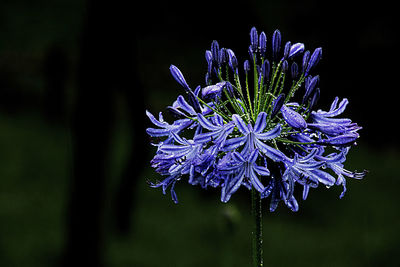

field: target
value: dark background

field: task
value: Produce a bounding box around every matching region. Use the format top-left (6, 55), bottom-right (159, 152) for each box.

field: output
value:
top-left (0, 0), bottom-right (399, 266)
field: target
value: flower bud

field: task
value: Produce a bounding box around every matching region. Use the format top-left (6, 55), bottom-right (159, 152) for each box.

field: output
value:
top-left (261, 59), bottom-right (270, 81)
top-left (248, 45), bottom-right (255, 62)
top-left (225, 82), bottom-right (234, 96)
top-left (207, 61), bottom-right (213, 75)
top-left (281, 104), bottom-right (307, 129)
top-left (202, 82), bottom-right (226, 99)
top-left (282, 60), bottom-right (288, 73)
top-left (259, 31), bottom-right (267, 57)
top-left (205, 50), bottom-right (212, 64)
top-left (244, 60), bottom-right (250, 73)
top-left (205, 72), bottom-right (210, 85)
top-left (305, 75), bottom-right (311, 89)
top-left (205, 50), bottom-right (213, 75)
top-left (250, 27), bottom-right (258, 52)
top-left (291, 62), bottom-right (298, 79)
top-left (211, 40), bottom-right (220, 64)
top-left (302, 50), bottom-right (310, 72)
top-left (170, 65), bottom-right (190, 90)
top-left (305, 47), bottom-right (322, 74)
top-left (226, 49), bottom-right (238, 72)
top-left (303, 75), bottom-right (319, 103)
top-left (308, 75), bottom-right (319, 91)
top-left (288, 43), bottom-right (305, 59)
top-left (308, 123), bottom-right (346, 136)
top-left (320, 133), bottom-right (359, 146)
top-left (283, 41), bottom-right (291, 59)
top-left (309, 87), bottom-right (320, 110)
top-left (272, 29), bottom-right (281, 61)
top-left (218, 48), bottom-right (227, 65)
top-left (271, 93), bottom-right (285, 118)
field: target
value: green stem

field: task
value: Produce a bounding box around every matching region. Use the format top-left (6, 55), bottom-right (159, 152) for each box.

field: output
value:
top-left (196, 96), bottom-right (231, 121)
top-left (223, 88), bottom-right (243, 116)
top-left (285, 74), bottom-right (305, 103)
top-left (234, 72), bottom-right (244, 97)
top-left (251, 189), bottom-right (263, 267)
top-left (245, 73), bottom-right (254, 120)
top-left (256, 58), bottom-right (265, 115)
top-left (262, 61), bottom-right (282, 112)
top-left (276, 137), bottom-right (318, 145)
top-left (233, 73), bottom-right (252, 122)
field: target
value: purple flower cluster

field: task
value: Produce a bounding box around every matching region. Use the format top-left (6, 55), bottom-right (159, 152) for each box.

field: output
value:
top-left (146, 27), bottom-right (366, 211)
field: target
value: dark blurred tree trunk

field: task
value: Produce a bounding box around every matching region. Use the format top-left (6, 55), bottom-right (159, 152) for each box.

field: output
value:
top-left (103, 2), bottom-right (145, 236)
top-left (63, 0), bottom-right (121, 265)
top-left (112, 68), bottom-right (146, 235)
top-left (63, 0), bottom-right (145, 263)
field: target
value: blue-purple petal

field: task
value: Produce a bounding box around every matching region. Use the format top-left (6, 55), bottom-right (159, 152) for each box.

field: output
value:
top-left (224, 136), bottom-right (247, 151)
top-left (146, 110), bottom-right (167, 128)
top-left (254, 112), bottom-right (267, 133)
top-left (232, 114), bottom-right (250, 135)
top-left (176, 95), bottom-right (196, 115)
top-left (249, 168), bottom-right (264, 192)
top-left (248, 149), bottom-right (259, 163)
top-left (221, 169), bottom-right (245, 202)
top-left (146, 128), bottom-right (170, 137)
top-left (255, 139), bottom-right (285, 162)
top-left (254, 164), bottom-right (270, 176)
top-left (256, 124), bottom-right (282, 140)
top-left (196, 113), bottom-right (219, 131)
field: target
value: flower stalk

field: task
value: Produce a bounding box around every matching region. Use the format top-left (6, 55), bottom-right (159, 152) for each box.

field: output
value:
top-left (252, 189), bottom-right (263, 267)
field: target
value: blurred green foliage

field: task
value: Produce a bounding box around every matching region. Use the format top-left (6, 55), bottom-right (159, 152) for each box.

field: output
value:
top-left (0, 112), bottom-right (399, 266)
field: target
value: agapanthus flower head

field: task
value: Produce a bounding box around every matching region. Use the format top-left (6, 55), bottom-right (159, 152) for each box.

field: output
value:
top-left (147, 27), bottom-right (366, 211)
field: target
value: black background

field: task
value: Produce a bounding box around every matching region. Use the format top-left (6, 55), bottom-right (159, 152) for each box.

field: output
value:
top-left (0, 0), bottom-right (399, 266)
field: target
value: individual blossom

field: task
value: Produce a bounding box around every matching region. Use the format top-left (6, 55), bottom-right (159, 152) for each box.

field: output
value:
top-left (218, 149), bottom-right (270, 202)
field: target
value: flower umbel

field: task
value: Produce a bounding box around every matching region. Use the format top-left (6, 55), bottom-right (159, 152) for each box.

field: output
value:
top-left (146, 27), bottom-right (366, 211)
